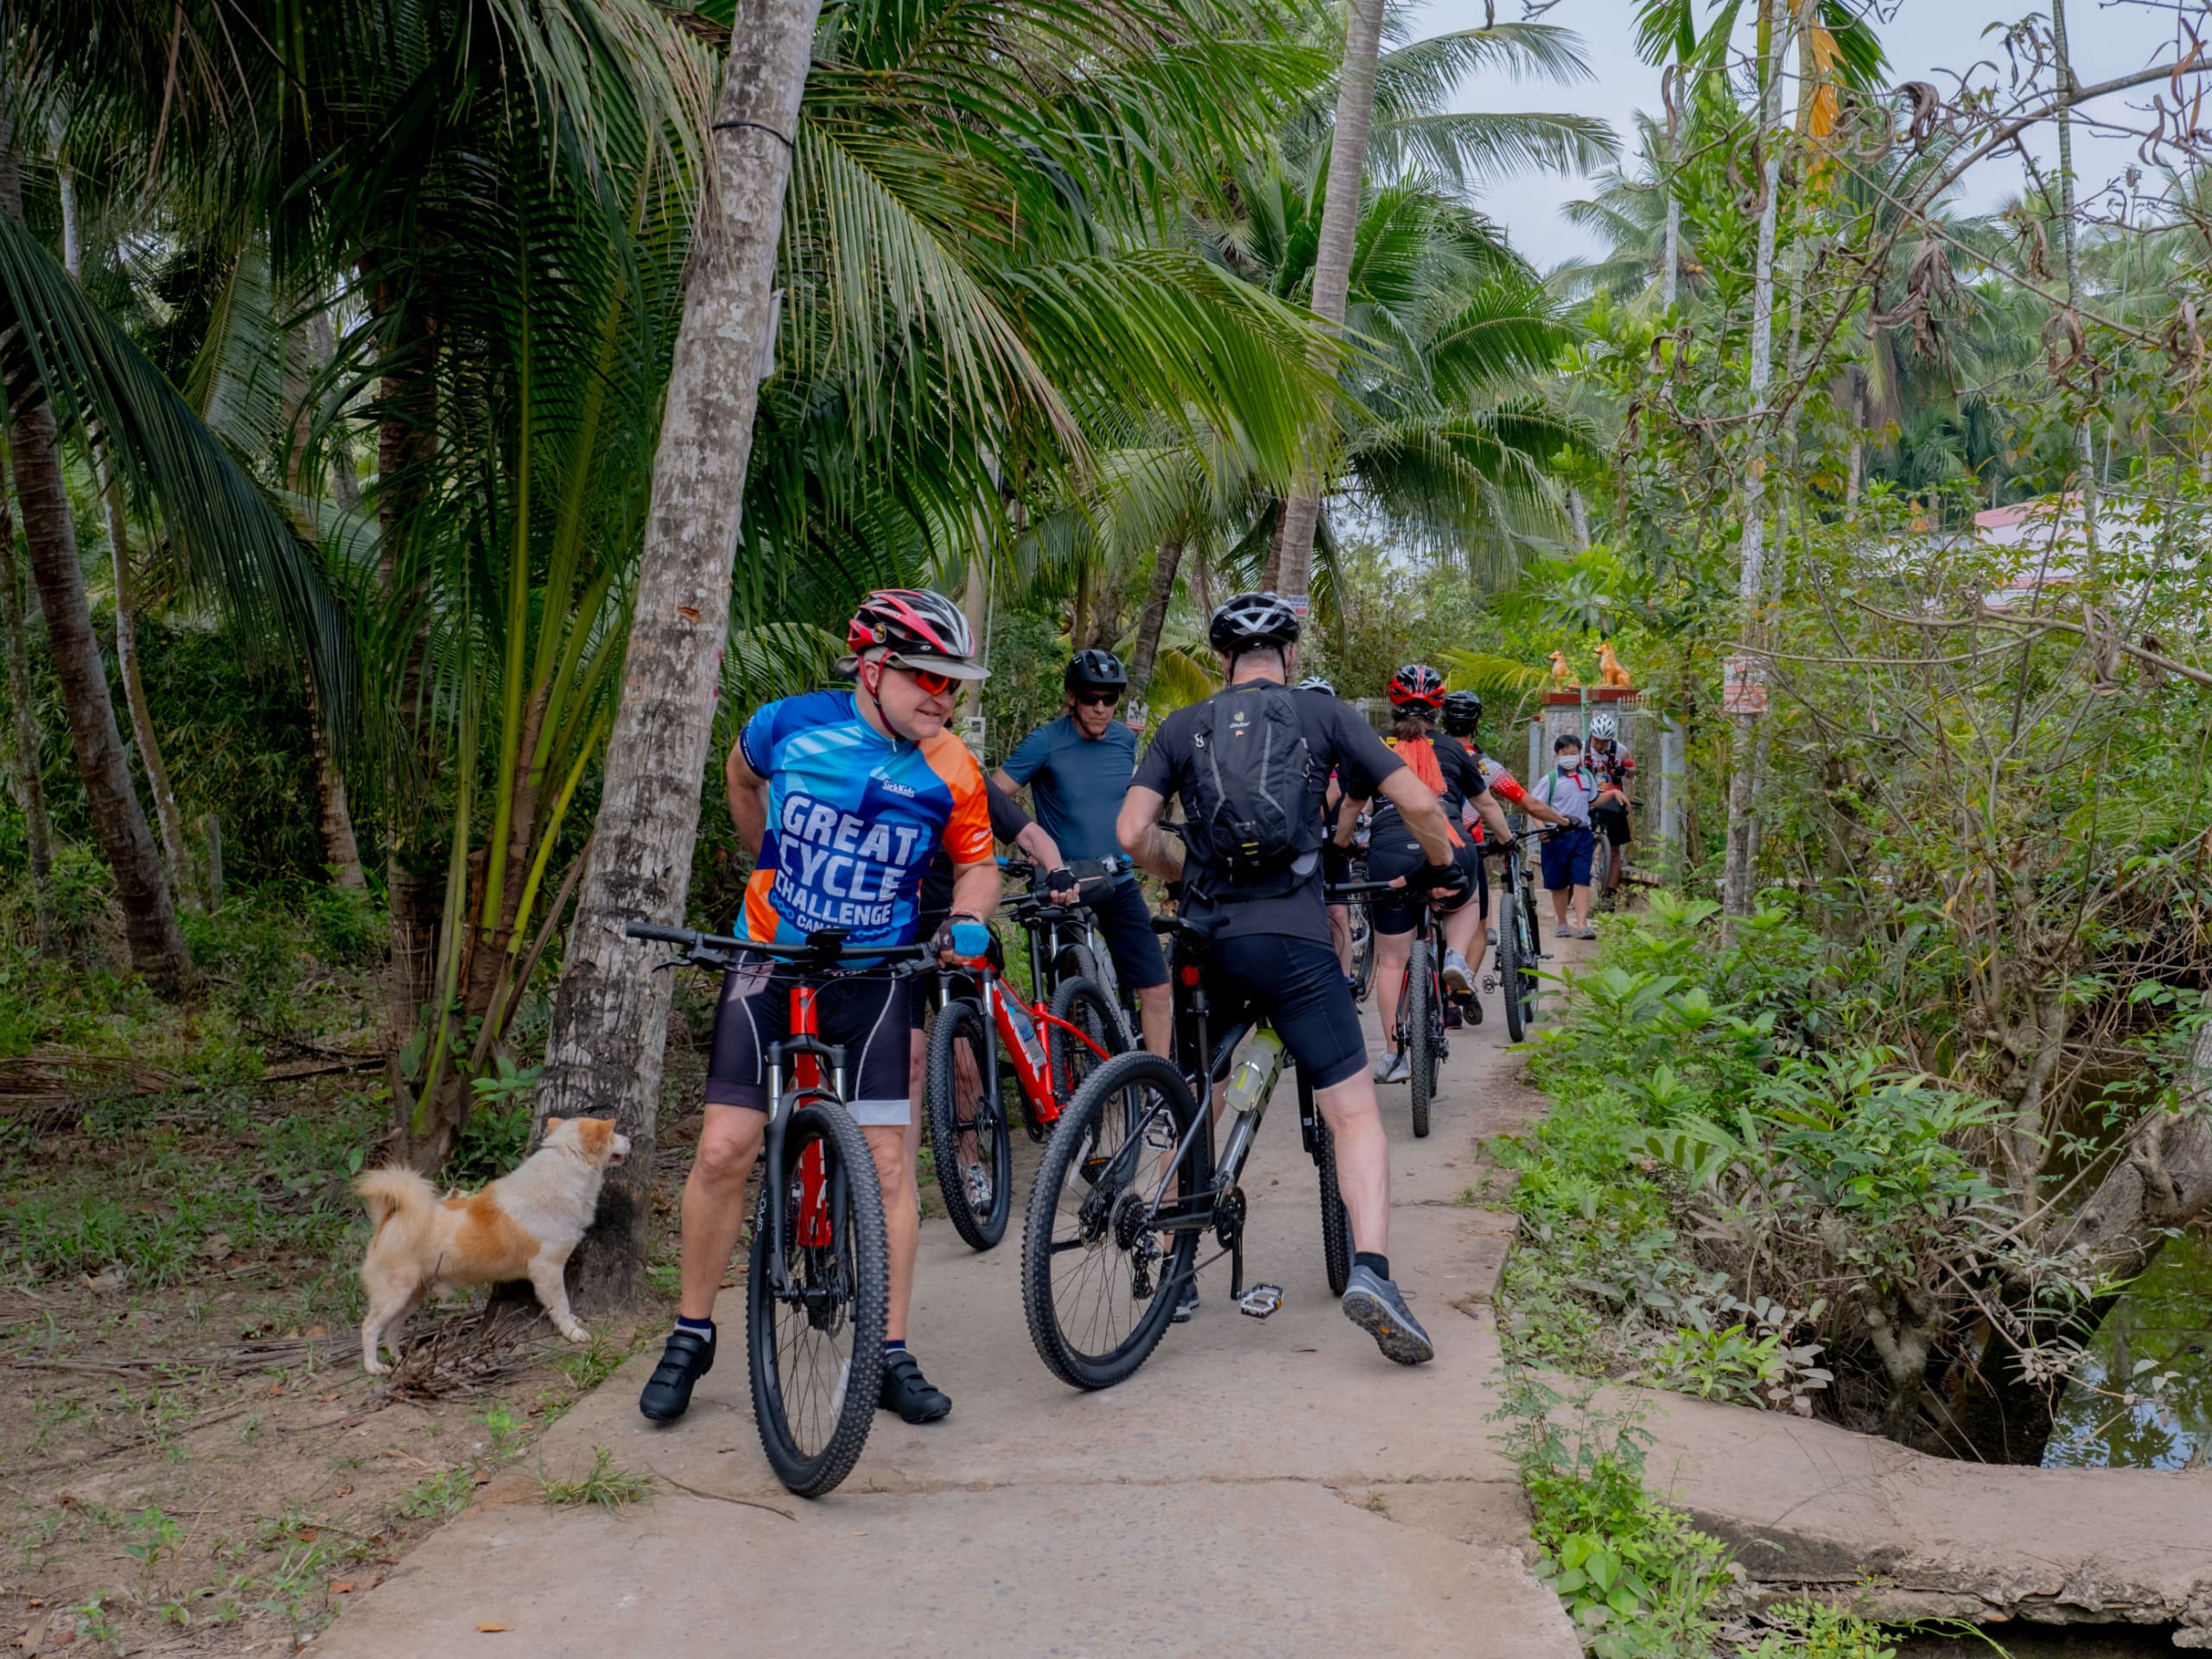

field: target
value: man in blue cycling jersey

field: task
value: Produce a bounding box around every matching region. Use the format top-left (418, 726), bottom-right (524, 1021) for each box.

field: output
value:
top-left (639, 590), bottom-right (1000, 1429)
top-left (994, 649), bottom-right (1173, 1054)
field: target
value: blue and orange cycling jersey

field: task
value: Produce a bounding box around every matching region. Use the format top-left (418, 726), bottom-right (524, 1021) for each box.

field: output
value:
top-left (737, 690), bottom-right (992, 950)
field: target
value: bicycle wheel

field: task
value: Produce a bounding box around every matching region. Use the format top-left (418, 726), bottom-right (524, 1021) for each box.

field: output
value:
top-left (746, 1098), bottom-right (887, 1497)
top-left (1406, 937), bottom-right (1435, 1139)
top-left (1046, 975), bottom-right (1126, 1131)
top-left (1021, 1050), bottom-right (1198, 1390)
top-left (1516, 885), bottom-right (1544, 1025)
top-left (925, 999), bottom-right (1014, 1251)
top-left (1316, 1117), bottom-right (1351, 1296)
top-left (1349, 900), bottom-right (1376, 1003)
top-left (1592, 837), bottom-right (1614, 914)
top-left (1497, 891), bottom-right (1526, 1043)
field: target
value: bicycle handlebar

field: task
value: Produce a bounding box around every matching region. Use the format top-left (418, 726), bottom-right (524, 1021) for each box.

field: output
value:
top-left (624, 920), bottom-right (937, 970)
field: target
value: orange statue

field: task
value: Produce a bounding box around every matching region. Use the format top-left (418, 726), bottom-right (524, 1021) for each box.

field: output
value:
top-left (1597, 641), bottom-right (1634, 690)
top-left (1548, 650), bottom-right (1580, 692)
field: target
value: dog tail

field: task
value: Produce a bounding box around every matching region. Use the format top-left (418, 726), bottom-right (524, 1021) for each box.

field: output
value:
top-left (353, 1166), bottom-right (436, 1236)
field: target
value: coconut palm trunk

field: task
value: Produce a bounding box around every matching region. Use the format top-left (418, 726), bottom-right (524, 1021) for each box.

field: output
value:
top-left (0, 128), bottom-right (189, 993)
top-left (0, 473), bottom-right (58, 951)
top-left (531, 0), bottom-right (828, 1308)
top-left (1272, 0), bottom-right (1389, 602)
top-left (1127, 539), bottom-right (1185, 692)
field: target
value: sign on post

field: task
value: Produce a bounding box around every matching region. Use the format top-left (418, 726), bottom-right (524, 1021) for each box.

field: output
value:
top-left (1722, 656), bottom-right (1768, 715)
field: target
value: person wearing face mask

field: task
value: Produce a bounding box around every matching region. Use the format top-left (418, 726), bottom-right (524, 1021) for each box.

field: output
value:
top-left (1531, 733), bottom-right (1600, 939)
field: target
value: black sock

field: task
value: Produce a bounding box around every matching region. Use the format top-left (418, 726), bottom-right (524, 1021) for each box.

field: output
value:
top-left (1355, 1251), bottom-right (1390, 1281)
top-left (675, 1315), bottom-right (715, 1343)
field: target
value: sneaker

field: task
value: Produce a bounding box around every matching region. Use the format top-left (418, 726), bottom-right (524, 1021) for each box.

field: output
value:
top-left (878, 1351), bottom-right (951, 1422)
top-left (1372, 1049), bottom-right (1409, 1084)
top-left (1342, 1266), bottom-right (1435, 1366)
top-left (965, 1160), bottom-right (993, 1213)
top-left (1441, 949), bottom-right (1475, 995)
top-left (1579, 925), bottom-right (1598, 940)
top-left (639, 1328), bottom-right (715, 1422)
top-left (1485, 928), bottom-right (1497, 949)
top-left (1467, 994), bottom-right (1484, 1026)
top-left (1554, 925), bottom-right (1573, 938)
top-left (1172, 1279), bottom-right (1200, 1324)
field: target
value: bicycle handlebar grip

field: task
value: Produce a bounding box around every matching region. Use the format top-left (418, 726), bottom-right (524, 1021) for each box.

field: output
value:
top-left (626, 921), bottom-right (701, 946)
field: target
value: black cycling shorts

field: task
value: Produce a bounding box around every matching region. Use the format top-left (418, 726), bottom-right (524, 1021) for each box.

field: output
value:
top-left (1591, 803), bottom-right (1631, 847)
top-left (706, 957), bottom-right (913, 1127)
top-left (1085, 880), bottom-right (1170, 991)
top-left (1204, 934), bottom-right (1369, 1091)
top-left (1365, 836), bottom-right (1485, 938)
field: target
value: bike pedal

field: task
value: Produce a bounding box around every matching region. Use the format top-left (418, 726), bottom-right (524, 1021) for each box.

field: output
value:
top-left (1238, 1284), bottom-right (1284, 1319)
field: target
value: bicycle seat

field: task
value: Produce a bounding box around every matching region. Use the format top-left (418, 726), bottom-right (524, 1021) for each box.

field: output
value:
top-left (1150, 912), bottom-right (1225, 940)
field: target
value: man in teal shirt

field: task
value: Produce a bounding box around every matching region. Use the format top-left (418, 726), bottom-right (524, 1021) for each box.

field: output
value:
top-left (994, 651), bottom-right (1172, 1053)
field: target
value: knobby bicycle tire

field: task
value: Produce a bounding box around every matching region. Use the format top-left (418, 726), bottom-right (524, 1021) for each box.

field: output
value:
top-left (746, 1098), bottom-right (888, 1498)
top-left (1046, 975), bottom-right (1126, 1129)
top-left (1020, 1049), bottom-right (1198, 1391)
top-left (1407, 937), bottom-right (1435, 1139)
top-left (1316, 1118), bottom-right (1351, 1296)
top-left (1592, 836), bottom-right (1615, 914)
top-left (1516, 876), bottom-right (1544, 1025)
top-left (1497, 888), bottom-right (1526, 1043)
top-left (925, 998), bottom-right (1014, 1251)
top-left (1350, 901), bottom-right (1376, 1004)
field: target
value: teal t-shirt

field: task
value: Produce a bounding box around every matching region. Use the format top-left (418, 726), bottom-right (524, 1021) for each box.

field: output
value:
top-left (1000, 715), bottom-right (1138, 868)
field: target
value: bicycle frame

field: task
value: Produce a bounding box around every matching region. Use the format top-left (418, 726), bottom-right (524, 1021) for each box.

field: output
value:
top-left (936, 954), bottom-right (1116, 1132)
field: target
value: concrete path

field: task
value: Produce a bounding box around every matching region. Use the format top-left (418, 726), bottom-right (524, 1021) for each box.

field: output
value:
top-left (316, 938), bottom-right (1593, 1659)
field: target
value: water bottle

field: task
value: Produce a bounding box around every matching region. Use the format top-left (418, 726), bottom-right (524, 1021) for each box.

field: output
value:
top-left (1003, 995), bottom-right (1047, 1070)
top-left (1224, 1027), bottom-right (1285, 1119)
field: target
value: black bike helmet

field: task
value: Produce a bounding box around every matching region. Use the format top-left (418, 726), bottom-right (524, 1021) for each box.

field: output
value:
top-left (1387, 663), bottom-right (1446, 711)
top-left (1441, 690), bottom-right (1483, 736)
top-left (1065, 649), bottom-right (1129, 694)
top-left (1297, 676), bottom-right (1337, 697)
top-left (1207, 591), bottom-right (1301, 653)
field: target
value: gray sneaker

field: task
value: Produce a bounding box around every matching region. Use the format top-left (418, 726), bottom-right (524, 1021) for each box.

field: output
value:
top-left (1578, 925), bottom-right (1598, 940)
top-left (1342, 1266), bottom-right (1434, 1366)
top-left (1372, 1048), bottom-right (1409, 1084)
top-left (1172, 1278), bottom-right (1200, 1324)
top-left (1554, 925), bottom-right (1573, 938)
top-left (1441, 949), bottom-right (1475, 995)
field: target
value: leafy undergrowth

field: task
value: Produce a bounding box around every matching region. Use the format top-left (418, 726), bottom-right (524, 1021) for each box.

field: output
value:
top-left (0, 883), bottom-right (694, 1656)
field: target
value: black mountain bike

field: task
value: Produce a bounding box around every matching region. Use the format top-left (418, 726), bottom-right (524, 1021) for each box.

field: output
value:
top-left (627, 922), bottom-right (937, 1498)
top-left (1018, 883), bottom-right (1393, 1391)
top-left (1393, 893), bottom-right (1455, 1140)
top-left (1483, 830), bottom-right (1548, 1042)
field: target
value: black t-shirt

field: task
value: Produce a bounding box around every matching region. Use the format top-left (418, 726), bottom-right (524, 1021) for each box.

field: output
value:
top-left (918, 777), bottom-right (1033, 925)
top-left (1371, 729), bottom-right (1489, 839)
top-left (1133, 682), bottom-right (1404, 943)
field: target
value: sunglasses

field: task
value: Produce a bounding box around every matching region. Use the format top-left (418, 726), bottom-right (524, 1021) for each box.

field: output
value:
top-left (902, 666), bottom-right (960, 698)
top-left (1074, 692), bottom-right (1121, 708)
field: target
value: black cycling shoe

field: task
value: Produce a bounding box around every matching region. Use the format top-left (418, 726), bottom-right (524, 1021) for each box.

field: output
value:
top-left (878, 1351), bottom-right (951, 1423)
top-left (639, 1328), bottom-right (715, 1422)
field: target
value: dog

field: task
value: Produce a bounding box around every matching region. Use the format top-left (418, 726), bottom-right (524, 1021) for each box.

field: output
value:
top-left (353, 1116), bottom-right (630, 1375)
top-left (1548, 650), bottom-right (1580, 691)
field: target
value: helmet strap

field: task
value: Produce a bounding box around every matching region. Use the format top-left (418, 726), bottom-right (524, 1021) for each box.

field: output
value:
top-left (856, 657), bottom-right (921, 746)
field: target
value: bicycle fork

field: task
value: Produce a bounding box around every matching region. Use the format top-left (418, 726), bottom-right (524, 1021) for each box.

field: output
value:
top-left (762, 995), bottom-right (849, 1301)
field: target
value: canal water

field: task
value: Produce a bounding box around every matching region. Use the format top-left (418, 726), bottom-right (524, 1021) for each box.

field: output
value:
top-left (2042, 1225), bottom-right (2212, 1469)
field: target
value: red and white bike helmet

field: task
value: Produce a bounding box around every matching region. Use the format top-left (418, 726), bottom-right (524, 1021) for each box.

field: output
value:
top-left (1387, 663), bottom-right (1446, 711)
top-left (846, 589), bottom-right (989, 681)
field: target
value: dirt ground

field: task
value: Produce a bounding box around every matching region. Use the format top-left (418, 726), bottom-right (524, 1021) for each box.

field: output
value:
top-left (0, 1046), bottom-right (720, 1657)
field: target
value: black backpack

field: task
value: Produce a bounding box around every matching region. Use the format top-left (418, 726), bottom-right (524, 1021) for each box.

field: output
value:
top-left (1186, 682), bottom-right (1322, 892)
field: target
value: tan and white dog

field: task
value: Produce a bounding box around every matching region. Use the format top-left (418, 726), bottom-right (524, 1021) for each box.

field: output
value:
top-left (353, 1116), bottom-right (630, 1375)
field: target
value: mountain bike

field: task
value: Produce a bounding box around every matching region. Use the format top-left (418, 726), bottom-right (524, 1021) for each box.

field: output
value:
top-left (1483, 829), bottom-right (1548, 1042)
top-left (627, 921), bottom-right (939, 1498)
top-left (1002, 856), bottom-right (1138, 1046)
top-left (924, 916), bottom-right (1124, 1251)
top-left (1018, 881), bottom-right (1395, 1391)
top-left (1393, 886), bottom-right (1461, 1140)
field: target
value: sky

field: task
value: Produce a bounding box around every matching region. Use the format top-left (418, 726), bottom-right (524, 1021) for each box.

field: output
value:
top-left (1412, 0), bottom-right (2196, 270)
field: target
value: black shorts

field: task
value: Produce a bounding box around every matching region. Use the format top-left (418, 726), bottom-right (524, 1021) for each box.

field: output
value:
top-left (1365, 837), bottom-right (1485, 937)
top-left (1204, 934), bottom-right (1369, 1090)
top-left (1085, 880), bottom-right (1169, 991)
top-left (1591, 803), bottom-right (1631, 847)
top-left (706, 957), bottom-right (913, 1126)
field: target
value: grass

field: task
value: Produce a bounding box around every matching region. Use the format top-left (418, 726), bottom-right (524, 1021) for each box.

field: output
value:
top-left (538, 1447), bottom-right (653, 1510)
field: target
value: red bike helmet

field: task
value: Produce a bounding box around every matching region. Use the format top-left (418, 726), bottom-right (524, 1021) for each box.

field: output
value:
top-left (1388, 663), bottom-right (1446, 711)
top-left (846, 589), bottom-right (988, 680)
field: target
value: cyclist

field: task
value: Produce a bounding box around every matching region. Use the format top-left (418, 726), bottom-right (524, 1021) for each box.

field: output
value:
top-left (993, 650), bottom-right (1172, 1055)
top-left (1299, 676), bottom-right (1362, 984)
top-left (1439, 691), bottom-right (1566, 994)
top-left (1366, 667), bottom-right (1510, 1081)
top-left (1532, 732), bottom-right (1600, 939)
top-left (1116, 594), bottom-right (1466, 1364)
top-left (639, 590), bottom-right (999, 1430)
top-left (1586, 709), bottom-right (1635, 903)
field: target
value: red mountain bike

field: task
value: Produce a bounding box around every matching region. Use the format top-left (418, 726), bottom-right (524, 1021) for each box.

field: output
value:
top-left (925, 902), bottom-right (1125, 1250)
